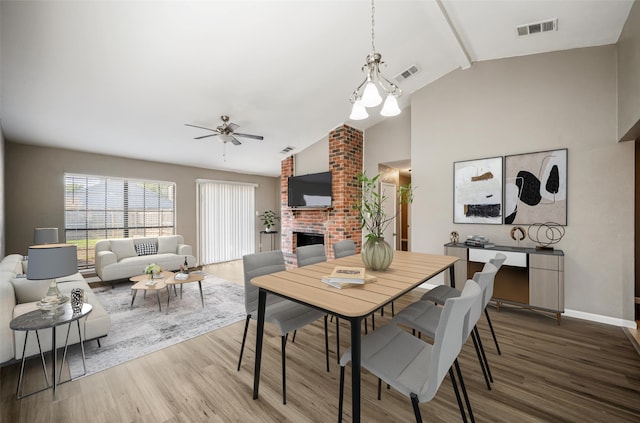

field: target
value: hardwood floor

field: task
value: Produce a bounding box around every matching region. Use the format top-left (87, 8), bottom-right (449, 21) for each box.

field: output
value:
top-left (2, 262), bottom-right (639, 422)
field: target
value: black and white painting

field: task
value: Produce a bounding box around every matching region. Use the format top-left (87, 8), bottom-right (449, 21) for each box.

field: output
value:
top-left (504, 148), bottom-right (567, 225)
top-left (453, 157), bottom-right (503, 224)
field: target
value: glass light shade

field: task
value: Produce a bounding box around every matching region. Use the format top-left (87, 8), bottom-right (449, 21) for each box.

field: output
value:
top-left (361, 81), bottom-right (382, 107)
top-left (349, 100), bottom-right (369, 120)
top-left (380, 94), bottom-right (401, 117)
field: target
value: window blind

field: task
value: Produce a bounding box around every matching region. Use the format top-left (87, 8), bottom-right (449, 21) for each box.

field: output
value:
top-left (64, 173), bottom-right (176, 268)
top-left (198, 180), bottom-right (255, 264)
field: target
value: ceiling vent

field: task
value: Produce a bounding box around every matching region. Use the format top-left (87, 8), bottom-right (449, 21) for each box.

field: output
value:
top-left (516, 18), bottom-right (557, 37)
top-left (280, 145), bottom-right (295, 155)
top-left (395, 64), bottom-right (420, 83)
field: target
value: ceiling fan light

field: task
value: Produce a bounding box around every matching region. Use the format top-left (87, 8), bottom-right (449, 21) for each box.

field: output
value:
top-left (350, 100), bottom-right (369, 120)
top-left (361, 81), bottom-right (382, 107)
top-left (380, 94), bottom-right (401, 117)
top-left (219, 133), bottom-right (234, 143)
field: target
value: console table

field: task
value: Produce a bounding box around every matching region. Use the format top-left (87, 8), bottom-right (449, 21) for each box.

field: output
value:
top-left (259, 230), bottom-right (278, 252)
top-left (444, 243), bottom-right (564, 324)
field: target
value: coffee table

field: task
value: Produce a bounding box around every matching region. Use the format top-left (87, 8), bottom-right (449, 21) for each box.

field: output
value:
top-left (129, 271), bottom-right (173, 312)
top-left (165, 272), bottom-right (206, 313)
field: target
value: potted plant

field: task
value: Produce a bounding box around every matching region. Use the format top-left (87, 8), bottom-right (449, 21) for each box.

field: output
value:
top-left (355, 172), bottom-right (414, 270)
top-left (259, 210), bottom-right (280, 232)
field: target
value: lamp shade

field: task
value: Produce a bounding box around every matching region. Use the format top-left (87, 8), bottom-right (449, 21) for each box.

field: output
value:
top-left (27, 244), bottom-right (77, 280)
top-left (361, 81), bottom-right (382, 107)
top-left (349, 100), bottom-right (369, 120)
top-left (380, 94), bottom-right (401, 117)
top-left (33, 228), bottom-right (59, 245)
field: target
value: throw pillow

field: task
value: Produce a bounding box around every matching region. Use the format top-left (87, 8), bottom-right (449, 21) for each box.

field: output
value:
top-left (11, 277), bottom-right (51, 303)
top-left (110, 239), bottom-right (137, 261)
top-left (135, 242), bottom-right (158, 256)
top-left (158, 235), bottom-right (179, 254)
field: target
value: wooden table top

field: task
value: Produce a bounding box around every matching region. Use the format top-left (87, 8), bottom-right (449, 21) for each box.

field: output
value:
top-left (130, 271), bottom-right (174, 291)
top-left (252, 250), bottom-right (458, 318)
top-left (166, 272), bottom-right (205, 285)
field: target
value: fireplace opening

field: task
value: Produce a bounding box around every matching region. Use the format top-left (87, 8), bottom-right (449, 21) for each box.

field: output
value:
top-left (295, 232), bottom-right (324, 247)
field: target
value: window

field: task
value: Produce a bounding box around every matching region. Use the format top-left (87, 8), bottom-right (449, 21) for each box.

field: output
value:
top-left (197, 180), bottom-right (256, 264)
top-left (64, 173), bottom-right (176, 268)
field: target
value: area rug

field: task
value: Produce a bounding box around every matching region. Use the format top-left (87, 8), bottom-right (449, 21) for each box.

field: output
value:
top-left (68, 273), bottom-right (245, 377)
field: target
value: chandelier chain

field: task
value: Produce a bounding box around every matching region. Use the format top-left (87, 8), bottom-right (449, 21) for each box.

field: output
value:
top-left (371, 0), bottom-right (376, 53)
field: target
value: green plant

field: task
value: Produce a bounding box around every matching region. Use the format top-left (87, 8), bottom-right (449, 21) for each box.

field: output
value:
top-left (355, 172), bottom-right (414, 241)
top-left (144, 263), bottom-right (162, 275)
top-left (259, 209), bottom-right (280, 229)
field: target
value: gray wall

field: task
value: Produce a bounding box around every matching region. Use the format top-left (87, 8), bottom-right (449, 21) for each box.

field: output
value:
top-left (0, 126), bottom-right (5, 258)
top-left (4, 142), bottom-right (280, 259)
top-left (618, 0), bottom-right (640, 141)
top-left (409, 45), bottom-right (634, 322)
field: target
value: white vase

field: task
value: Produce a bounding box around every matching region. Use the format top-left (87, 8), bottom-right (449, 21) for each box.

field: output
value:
top-left (361, 237), bottom-right (393, 271)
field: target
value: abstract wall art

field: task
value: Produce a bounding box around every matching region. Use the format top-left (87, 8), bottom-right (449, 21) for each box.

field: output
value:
top-left (504, 148), bottom-right (567, 225)
top-left (453, 156), bottom-right (503, 224)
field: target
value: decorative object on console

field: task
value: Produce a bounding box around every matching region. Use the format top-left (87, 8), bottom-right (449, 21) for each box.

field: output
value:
top-left (504, 148), bottom-right (567, 225)
top-left (349, 0), bottom-right (402, 120)
top-left (33, 227), bottom-right (59, 245)
top-left (71, 288), bottom-right (84, 313)
top-left (355, 172), bottom-right (413, 270)
top-left (464, 235), bottom-right (495, 248)
top-left (454, 156), bottom-right (503, 224)
top-left (27, 243), bottom-right (77, 316)
top-left (259, 210), bottom-right (280, 232)
top-left (450, 231), bottom-right (459, 244)
top-left (527, 222), bottom-right (565, 250)
top-left (510, 226), bottom-right (526, 247)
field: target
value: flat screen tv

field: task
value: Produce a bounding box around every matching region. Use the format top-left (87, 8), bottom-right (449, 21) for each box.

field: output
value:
top-left (287, 171), bottom-right (332, 208)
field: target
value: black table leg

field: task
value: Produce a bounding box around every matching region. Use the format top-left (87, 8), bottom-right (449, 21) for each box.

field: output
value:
top-left (253, 289), bottom-right (267, 399)
top-left (449, 265), bottom-right (456, 289)
top-left (350, 316), bottom-right (362, 422)
top-left (198, 281), bottom-right (204, 307)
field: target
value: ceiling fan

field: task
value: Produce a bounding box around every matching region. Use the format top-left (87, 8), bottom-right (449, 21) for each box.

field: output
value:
top-left (185, 115), bottom-right (264, 146)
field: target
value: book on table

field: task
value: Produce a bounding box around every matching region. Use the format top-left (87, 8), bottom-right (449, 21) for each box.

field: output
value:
top-left (322, 266), bottom-right (377, 289)
top-left (321, 273), bottom-right (377, 289)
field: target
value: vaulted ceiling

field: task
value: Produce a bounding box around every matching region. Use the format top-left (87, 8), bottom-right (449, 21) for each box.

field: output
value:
top-left (1, 1), bottom-right (634, 176)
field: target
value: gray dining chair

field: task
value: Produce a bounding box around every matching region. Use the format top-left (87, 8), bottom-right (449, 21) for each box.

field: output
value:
top-left (237, 250), bottom-right (329, 404)
top-left (333, 240), bottom-right (357, 258)
top-left (338, 280), bottom-right (482, 422)
top-left (393, 262), bottom-right (499, 391)
top-left (421, 252), bottom-right (506, 354)
top-left (295, 244), bottom-right (327, 267)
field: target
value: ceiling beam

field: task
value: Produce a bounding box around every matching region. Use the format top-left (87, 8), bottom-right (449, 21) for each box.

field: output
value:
top-left (435, 0), bottom-right (473, 70)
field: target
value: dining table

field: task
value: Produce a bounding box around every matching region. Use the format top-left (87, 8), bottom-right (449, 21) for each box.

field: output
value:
top-left (251, 250), bottom-right (459, 422)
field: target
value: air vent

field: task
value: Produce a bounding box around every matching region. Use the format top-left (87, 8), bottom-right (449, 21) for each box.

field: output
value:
top-left (280, 146), bottom-right (295, 154)
top-left (395, 64), bottom-right (420, 83)
top-left (516, 18), bottom-right (557, 37)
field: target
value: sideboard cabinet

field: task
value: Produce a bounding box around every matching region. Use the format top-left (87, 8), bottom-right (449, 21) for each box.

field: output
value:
top-left (444, 243), bottom-right (564, 323)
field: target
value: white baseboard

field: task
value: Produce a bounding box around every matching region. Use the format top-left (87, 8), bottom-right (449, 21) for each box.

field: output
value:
top-left (563, 309), bottom-right (636, 329)
top-left (418, 283), bottom-right (636, 329)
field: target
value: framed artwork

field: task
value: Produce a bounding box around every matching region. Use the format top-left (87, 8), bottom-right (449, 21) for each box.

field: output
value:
top-left (504, 148), bottom-right (567, 225)
top-left (453, 156), bottom-right (503, 224)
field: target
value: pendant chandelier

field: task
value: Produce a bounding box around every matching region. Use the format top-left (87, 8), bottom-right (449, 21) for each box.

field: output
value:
top-left (349, 0), bottom-right (402, 120)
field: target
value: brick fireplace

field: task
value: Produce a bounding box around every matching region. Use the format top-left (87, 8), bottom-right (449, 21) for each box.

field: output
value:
top-left (281, 124), bottom-right (363, 267)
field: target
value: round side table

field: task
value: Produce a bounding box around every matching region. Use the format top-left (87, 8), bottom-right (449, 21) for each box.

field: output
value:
top-left (10, 303), bottom-right (93, 398)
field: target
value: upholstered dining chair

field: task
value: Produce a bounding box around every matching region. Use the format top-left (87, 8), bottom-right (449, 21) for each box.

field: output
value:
top-left (338, 280), bottom-right (482, 423)
top-left (393, 263), bottom-right (499, 391)
top-left (333, 240), bottom-right (357, 259)
top-left (295, 244), bottom-right (327, 267)
top-left (237, 250), bottom-right (330, 404)
top-left (421, 253), bottom-right (506, 355)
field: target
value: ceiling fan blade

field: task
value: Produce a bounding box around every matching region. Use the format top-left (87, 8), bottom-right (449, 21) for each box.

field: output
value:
top-left (227, 122), bottom-right (240, 132)
top-left (230, 136), bottom-right (242, 146)
top-left (194, 133), bottom-right (219, 140)
top-left (234, 132), bottom-right (264, 140)
top-left (185, 123), bottom-right (219, 132)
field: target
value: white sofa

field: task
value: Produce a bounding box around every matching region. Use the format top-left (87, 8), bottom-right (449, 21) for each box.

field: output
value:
top-left (1, 254), bottom-right (111, 364)
top-left (95, 235), bottom-right (197, 282)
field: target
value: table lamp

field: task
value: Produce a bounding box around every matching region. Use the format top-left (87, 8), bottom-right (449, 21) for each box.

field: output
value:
top-left (33, 227), bottom-right (59, 245)
top-left (27, 244), bottom-right (77, 316)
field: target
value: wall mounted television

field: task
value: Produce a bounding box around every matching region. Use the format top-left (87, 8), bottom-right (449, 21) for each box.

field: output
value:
top-left (287, 171), bottom-right (332, 208)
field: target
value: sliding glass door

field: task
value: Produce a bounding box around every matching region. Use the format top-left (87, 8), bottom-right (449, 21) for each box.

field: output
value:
top-left (197, 180), bottom-right (256, 264)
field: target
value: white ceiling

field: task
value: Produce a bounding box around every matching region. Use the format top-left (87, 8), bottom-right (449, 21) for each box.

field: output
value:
top-left (1, 1), bottom-right (634, 177)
